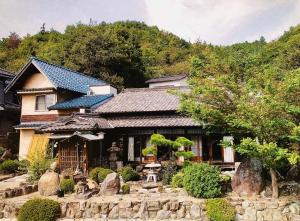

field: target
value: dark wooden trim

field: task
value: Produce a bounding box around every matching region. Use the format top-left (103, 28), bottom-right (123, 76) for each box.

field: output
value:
top-left (21, 114), bottom-right (58, 122)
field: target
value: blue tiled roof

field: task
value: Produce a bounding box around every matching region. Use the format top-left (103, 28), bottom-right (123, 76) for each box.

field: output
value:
top-left (48, 94), bottom-right (113, 110)
top-left (32, 57), bottom-right (106, 93)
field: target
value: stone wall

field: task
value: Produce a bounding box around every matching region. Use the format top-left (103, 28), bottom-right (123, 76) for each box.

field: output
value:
top-left (1, 196), bottom-right (300, 220)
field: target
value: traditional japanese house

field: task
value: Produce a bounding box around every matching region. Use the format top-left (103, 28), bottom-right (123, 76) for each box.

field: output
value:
top-left (0, 68), bottom-right (19, 148)
top-left (5, 57), bottom-right (116, 159)
top-left (40, 74), bottom-right (236, 172)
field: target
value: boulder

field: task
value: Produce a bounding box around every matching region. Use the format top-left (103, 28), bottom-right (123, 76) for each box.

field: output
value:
top-left (99, 172), bottom-right (120, 196)
top-left (287, 164), bottom-right (300, 182)
top-left (38, 170), bottom-right (60, 196)
top-left (232, 158), bottom-right (264, 196)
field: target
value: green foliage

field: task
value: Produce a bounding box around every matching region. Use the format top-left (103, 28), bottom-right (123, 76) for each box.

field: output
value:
top-left (89, 167), bottom-right (113, 183)
top-left (162, 160), bottom-right (177, 185)
top-left (27, 157), bottom-right (52, 182)
top-left (237, 138), bottom-right (299, 169)
top-left (18, 198), bottom-right (61, 221)
top-left (183, 163), bottom-right (221, 198)
top-left (175, 137), bottom-right (194, 147)
top-left (18, 159), bottom-right (29, 173)
top-left (142, 146), bottom-right (157, 156)
top-left (121, 184), bottom-right (130, 194)
top-left (117, 166), bottom-right (139, 182)
top-left (206, 198), bottom-right (235, 221)
top-left (60, 179), bottom-right (75, 194)
top-left (175, 151), bottom-right (195, 160)
top-left (0, 147), bottom-right (5, 156)
top-left (171, 172), bottom-right (184, 188)
top-left (220, 174), bottom-right (231, 183)
top-left (150, 134), bottom-right (173, 147)
top-left (0, 160), bottom-right (19, 173)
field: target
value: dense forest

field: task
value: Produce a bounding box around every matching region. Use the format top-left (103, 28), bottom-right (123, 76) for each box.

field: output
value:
top-left (1, 21), bottom-right (300, 89)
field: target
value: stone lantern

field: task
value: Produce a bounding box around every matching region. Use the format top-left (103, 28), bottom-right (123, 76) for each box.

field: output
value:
top-left (107, 142), bottom-right (121, 170)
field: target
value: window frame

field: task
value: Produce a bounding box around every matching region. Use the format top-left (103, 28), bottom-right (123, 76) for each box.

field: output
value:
top-left (35, 94), bottom-right (56, 112)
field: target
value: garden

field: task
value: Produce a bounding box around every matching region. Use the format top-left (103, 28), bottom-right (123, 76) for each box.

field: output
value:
top-left (0, 132), bottom-right (299, 221)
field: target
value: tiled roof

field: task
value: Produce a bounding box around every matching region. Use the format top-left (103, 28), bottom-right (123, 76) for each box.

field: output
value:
top-left (40, 114), bottom-right (112, 132)
top-left (14, 122), bottom-right (49, 129)
top-left (31, 58), bottom-right (106, 93)
top-left (0, 68), bottom-right (14, 79)
top-left (145, 73), bottom-right (187, 84)
top-left (5, 57), bottom-right (106, 94)
top-left (96, 87), bottom-right (181, 113)
top-left (48, 94), bottom-right (113, 110)
top-left (107, 114), bottom-right (201, 128)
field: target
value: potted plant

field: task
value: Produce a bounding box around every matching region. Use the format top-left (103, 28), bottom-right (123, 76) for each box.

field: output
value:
top-left (142, 146), bottom-right (157, 163)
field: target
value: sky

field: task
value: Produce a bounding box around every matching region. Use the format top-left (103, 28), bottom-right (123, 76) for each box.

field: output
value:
top-left (0, 0), bottom-right (300, 45)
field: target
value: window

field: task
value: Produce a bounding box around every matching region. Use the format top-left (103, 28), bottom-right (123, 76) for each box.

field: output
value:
top-left (35, 94), bottom-right (55, 111)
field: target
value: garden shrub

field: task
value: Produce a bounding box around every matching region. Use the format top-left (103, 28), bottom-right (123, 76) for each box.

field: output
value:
top-left (27, 157), bottom-right (52, 182)
top-left (89, 167), bottom-right (113, 183)
top-left (121, 184), bottom-right (130, 194)
top-left (183, 163), bottom-right (221, 198)
top-left (60, 178), bottom-right (75, 193)
top-left (206, 198), bottom-right (235, 221)
top-left (171, 172), bottom-right (184, 188)
top-left (0, 147), bottom-right (5, 156)
top-left (162, 160), bottom-right (177, 185)
top-left (117, 166), bottom-right (139, 182)
top-left (18, 198), bottom-right (61, 221)
top-left (18, 159), bottom-right (29, 173)
top-left (0, 159), bottom-right (19, 173)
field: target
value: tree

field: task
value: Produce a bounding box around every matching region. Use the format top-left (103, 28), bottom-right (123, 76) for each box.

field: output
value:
top-left (180, 56), bottom-right (300, 198)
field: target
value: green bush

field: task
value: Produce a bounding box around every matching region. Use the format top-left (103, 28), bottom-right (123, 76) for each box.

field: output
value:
top-left (117, 166), bottom-right (139, 182)
top-left (18, 198), bottom-right (61, 221)
top-left (162, 160), bottom-right (177, 185)
top-left (27, 157), bottom-right (52, 182)
top-left (121, 184), bottom-right (130, 194)
top-left (175, 151), bottom-right (195, 160)
top-left (18, 159), bottom-right (29, 173)
top-left (172, 172), bottom-right (184, 188)
top-left (89, 167), bottom-right (113, 183)
top-left (206, 198), bottom-right (235, 221)
top-left (0, 159), bottom-right (19, 173)
top-left (0, 147), bottom-right (5, 156)
top-left (183, 163), bottom-right (221, 198)
top-left (60, 179), bottom-right (75, 193)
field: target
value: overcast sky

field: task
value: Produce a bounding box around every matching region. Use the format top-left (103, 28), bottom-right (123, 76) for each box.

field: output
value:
top-left (1, 0), bottom-right (300, 45)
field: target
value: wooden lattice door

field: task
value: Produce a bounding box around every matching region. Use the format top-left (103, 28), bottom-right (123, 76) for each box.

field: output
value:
top-left (58, 140), bottom-right (87, 172)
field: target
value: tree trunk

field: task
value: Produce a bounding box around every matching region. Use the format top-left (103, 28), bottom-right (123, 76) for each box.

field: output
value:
top-left (270, 168), bottom-right (279, 198)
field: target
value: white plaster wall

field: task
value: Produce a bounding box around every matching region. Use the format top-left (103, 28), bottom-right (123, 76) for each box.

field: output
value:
top-left (90, 85), bottom-right (117, 95)
top-left (19, 129), bottom-right (35, 160)
top-left (149, 78), bottom-right (188, 88)
top-left (23, 72), bottom-right (53, 89)
top-left (21, 94), bottom-right (58, 115)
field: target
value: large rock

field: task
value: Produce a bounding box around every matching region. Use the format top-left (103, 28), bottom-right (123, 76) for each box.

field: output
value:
top-left (232, 158), bottom-right (264, 196)
top-left (99, 172), bottom-right (120, 196)
top-left (38, 170), bottom-right (60, 196)
top-left (287, 164), bottom-right (300, 182)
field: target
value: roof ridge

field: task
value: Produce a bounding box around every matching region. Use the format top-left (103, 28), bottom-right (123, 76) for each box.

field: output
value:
top-left (31, 57), bottom-right (105, 83)
top-left (122, 86), bottom-right (178, 93)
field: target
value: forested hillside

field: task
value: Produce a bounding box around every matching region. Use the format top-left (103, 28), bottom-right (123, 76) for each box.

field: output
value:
top-left (1, 21), bottom-right (300, 89)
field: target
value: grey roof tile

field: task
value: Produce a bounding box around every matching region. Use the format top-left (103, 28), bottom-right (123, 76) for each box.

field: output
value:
top-left (145, 73), bottom-right (187, 84)
top-left (96, 87), bottom-right (182, 113)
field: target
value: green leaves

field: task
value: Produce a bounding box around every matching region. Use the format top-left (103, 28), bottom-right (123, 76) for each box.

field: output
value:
top-left (237, 138), bottom-right (300, 169)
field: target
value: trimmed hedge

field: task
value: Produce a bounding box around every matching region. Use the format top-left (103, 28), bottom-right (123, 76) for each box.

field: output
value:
top-left (121, 184), bottom-right (130, 194)
top-left (18, 198), bottom-right (61, 221)
top-left (206, 198), bottom-right (235, 221)
top-left (60, 178), bottom-right (75, 193)
top-left (89, 167), bottom-right (113, 183)
top-left (183, 163), bottom-right (221, 198)
top-left (117, 166), bottom-right (139, 182)
top-left (171, 172), bottom-right (184, 188)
